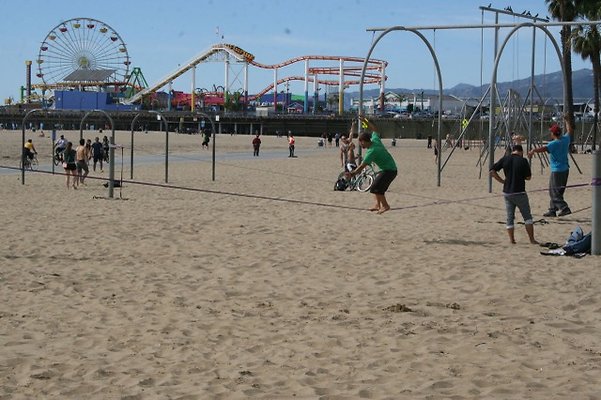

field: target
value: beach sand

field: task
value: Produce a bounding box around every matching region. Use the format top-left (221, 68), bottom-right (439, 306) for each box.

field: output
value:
top-left (0, 128), bottom-right (598, 399)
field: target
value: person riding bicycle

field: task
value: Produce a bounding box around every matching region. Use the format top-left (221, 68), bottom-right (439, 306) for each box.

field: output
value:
top-left (23, 139), bottom-right (37, 161)
top-left (340, 120), bottom-right (357, 172)
top-left (54, 134), bottom-right (67, 161)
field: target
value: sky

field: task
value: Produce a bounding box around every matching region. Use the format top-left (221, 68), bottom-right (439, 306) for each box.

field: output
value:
top-left (0, 0), bottom-right (592, 102)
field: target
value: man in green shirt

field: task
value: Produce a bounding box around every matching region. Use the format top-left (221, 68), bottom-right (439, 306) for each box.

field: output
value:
top-left (346, 117), bottom-right (397, 214)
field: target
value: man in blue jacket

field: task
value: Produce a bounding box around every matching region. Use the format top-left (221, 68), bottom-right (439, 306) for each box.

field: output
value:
top-left (528, 117), bottom-right (572, 217)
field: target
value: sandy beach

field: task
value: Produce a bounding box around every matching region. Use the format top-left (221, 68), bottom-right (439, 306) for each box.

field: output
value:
top-left (0, 128), bottom-right (598, 399)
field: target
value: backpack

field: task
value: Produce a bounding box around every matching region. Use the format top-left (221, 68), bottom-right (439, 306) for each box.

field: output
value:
top-left (563, 226), bottom-right (592, 255)
top-left (334, 177), bottom-right (348, 191)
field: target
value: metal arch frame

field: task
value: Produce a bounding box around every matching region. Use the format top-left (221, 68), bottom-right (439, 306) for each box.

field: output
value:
top-left (487, 22), bottom-right (564, 192)
top-left (363, 21), bottom-right (601, 188)
top-left (20, 109), bottom-right (78, 184)
top-left (130, 111), bottom-right (169, 182)
top-left (189, 111), bottom-right (218, 181)
top-left (359, 26), bottom-right (445, 186)
top-left (20, 109), bottom-right (48, 183)
top-left (79, 110), bottom-right (116, 197)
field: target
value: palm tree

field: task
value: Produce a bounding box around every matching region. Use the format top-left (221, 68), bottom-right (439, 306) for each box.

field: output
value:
top-left (572, 0), bottom-right (601, 150)
top-left (546, 0), bottom-right (578, 144)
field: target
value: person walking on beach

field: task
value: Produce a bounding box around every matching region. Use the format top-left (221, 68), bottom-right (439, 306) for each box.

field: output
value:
top-left (346, 117), bottom-right (397, 214)
top-left (252, 134), bottom-right (261, 156)
top-left (490, 144), bottom-right (537, 245)
top-left (527, 117), bottom-right (572, 217)
top-left (75, 138), bottom-right (89, 185)
top-left (102, 136), bottom-right (110, 163)
top-left (63, 141), bottom-right (77, 189)
top-left (91, 137), bottom-right (104, 172)
top-left (202, 130), bottom-right (210, 149)
top-left (288, 133), bottom-right (295, 157)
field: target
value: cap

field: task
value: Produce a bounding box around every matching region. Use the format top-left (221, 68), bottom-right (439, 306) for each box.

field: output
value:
top-left (549, 124), bottom-right (561, 135)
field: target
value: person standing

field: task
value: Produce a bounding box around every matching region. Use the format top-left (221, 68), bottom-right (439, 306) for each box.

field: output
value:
top-left (102, 136), bottom-right (110, 163)
top-left (75, 138), bottom-right (89, 185)
top-left (340, 120), bottom-right (357, 171)
top-left (54, 134), bottom-right (67, 161)
top-left (347, 118), bottom-right (397, 214)
top-left (288, 133), bottom-right (295, 157)
top-left (91, 137), bottom-right (104, 172)
top-left (63, 142), bottom-right (77, 189)
top-left (202, 130), bottom-right (210, 149)
top-left (528, 117), bottom-right (572, 217)
top-left (252, 134), bottom-right (261, 156)
top-left (490, 144), bottom-right (537, 244)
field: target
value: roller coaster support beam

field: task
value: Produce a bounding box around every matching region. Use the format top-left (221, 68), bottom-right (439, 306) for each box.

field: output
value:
top-left (339, 59), bottom-right (344, 116)
top-left (304, 60), bottom-right (309, 114)
top-left (191, 66), bottom-right (196, 112)
top-left (273, 69), bottom-right (278, 113)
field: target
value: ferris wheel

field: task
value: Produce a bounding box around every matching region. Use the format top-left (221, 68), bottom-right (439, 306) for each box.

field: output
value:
top-left (36, 17), bottom-right (130, 85)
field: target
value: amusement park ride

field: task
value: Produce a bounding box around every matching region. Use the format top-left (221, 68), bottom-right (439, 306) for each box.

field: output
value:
top-left (23, 17), bottom-right (388, 114)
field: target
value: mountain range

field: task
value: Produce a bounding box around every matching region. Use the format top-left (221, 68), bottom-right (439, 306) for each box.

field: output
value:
top-left (350, 68), bottom-right (595, 103)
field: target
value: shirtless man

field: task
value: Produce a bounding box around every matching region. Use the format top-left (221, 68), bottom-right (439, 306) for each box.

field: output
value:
top-left (340, 120), bottom-right (357, 172)
top-left (75, 139), bottom-right (89, 185)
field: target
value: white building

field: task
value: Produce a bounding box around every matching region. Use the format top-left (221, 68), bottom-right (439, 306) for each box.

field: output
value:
top-left (350, 91), bottom-right (464, 115)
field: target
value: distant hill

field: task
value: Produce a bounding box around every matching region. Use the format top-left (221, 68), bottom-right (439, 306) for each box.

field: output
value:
top-left (349, 68), bottom-right (594, 103)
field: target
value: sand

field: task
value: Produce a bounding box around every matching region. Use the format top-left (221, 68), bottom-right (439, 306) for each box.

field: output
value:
top-left (0, 128), bottom-right (598, 399)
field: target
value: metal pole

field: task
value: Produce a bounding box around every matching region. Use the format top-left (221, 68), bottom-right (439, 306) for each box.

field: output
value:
top-left (213, 115), bottom-right (218, 181)
top-left (165, 124), bottom-right (169, 183)
top-left (528, 26), bottom-right (536, 152)
top-left (593, 150), bottom-right (601, 255)
top-left (488, 11), bottom-right (499, 193)
top-left (21, 122), bottom-right (25, 184)
top-left (130, 115), bottom-right (139, 180)
top-left (109, 126), bottom-right (115, 198)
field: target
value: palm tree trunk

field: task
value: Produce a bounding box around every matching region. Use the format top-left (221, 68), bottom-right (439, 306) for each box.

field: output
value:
top-left (561, 24), bottom-right (576, 146)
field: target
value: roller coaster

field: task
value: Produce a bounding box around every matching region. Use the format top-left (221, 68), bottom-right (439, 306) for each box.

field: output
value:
top-left (125, 43), bottom-right (388, 113)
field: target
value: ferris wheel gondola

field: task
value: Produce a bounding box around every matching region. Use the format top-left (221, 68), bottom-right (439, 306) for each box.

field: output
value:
top-left (36, 17), bottom-right (130, 85)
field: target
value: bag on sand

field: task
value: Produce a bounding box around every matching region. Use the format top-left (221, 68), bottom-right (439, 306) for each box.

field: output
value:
top-left (563, 226), bottom-right (592, 255)
top-left (334, 177), bottom-right (348, 191)
top-left (540, 225), bottom-right (592, 257)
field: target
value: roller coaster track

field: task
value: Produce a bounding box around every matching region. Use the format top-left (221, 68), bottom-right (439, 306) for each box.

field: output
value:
top-left (125, 43), bottom-right (387, 104)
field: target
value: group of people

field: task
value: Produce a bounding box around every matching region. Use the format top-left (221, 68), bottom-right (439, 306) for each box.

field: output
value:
top-left (248, 132), bottom-right (294, 157)
top-left (56, 135), bottom-right (110, 189)
top-left (490, 115), bottom-right (573, 244)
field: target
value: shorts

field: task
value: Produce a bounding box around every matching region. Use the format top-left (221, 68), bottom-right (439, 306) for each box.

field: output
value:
top-left (93, 155), bottom-right (102, 162)
top-left (76, 160), bottom-right (89, 173)
top-left (370, 170), bottom-right (397, 195)
top-left (64, 163), bottom-right (77, 171)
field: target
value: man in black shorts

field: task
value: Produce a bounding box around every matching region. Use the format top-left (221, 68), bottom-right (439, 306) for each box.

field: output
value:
top-left (346, 118), bottom-right (397, 214)
top-left (91, 136), bottom-right (104, 172)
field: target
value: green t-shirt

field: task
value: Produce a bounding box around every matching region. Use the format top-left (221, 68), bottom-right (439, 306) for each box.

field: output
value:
top-left (362, 132), bottom-right (397, 171)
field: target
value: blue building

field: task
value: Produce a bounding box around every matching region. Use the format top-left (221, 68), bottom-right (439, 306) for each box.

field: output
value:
top-left (54, 90), bottom-right (139, 111)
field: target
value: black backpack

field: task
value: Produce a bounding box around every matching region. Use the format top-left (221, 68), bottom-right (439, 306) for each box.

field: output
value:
top-left (334, 177), bottom-right (348, 191)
